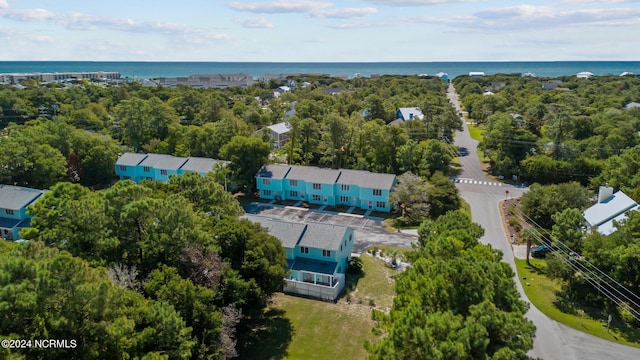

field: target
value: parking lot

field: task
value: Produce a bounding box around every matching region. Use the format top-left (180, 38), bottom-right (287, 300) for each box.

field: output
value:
top-left (244, 202), bottom-right (417, 253)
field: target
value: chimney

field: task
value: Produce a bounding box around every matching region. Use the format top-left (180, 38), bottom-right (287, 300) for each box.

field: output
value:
top-left (598, 186), bottom-right (614, 203)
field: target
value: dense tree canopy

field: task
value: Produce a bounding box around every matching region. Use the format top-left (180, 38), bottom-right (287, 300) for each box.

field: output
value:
top-left (368, 210), bottom-right (535, 359)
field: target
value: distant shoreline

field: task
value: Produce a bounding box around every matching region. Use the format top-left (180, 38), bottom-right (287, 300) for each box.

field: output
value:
top-left (1, 60), bottom-right (639, 80)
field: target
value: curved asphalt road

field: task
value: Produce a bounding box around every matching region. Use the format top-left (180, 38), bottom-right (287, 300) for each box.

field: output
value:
top-left (447, 83), bottom-right (640, 360)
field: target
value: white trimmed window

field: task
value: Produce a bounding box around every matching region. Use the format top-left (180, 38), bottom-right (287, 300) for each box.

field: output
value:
top-left (376, 201), bottom-right (386, 208)
top-left (373, 189), bottom-right (382, 196)
top-left (262, 178), bottom-right (271, 185)
top-left (312, 194), bottom-right (321, 201)
top-left (341, 184), bottom-right (350, 191)
top-left (322, 249), bottom-right (331, 257)
top-left (263, 190), bottom-right (272, 196)
top-left (119, 165), bottom-right (127, 171)
top-left (290, 191), bottom-right (299, 197)
top-left (312, 183), bottom-right (321, 190)
top-left (5, 209), bottom-right (14, 215)
top-left (143, 166), bottom-right (151, 172)
top-left (160, 169), bottom-right (168, 175)
top-left (339, 196), bottom-right (349, 203)
top-left (300, 246), bottom-right (309, 254)
top-left (289, 179), bottom-right (298, 186)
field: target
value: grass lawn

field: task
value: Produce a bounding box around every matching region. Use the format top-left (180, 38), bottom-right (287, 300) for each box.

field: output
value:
top-left (238, 250), bottom-right (403, 360)
top-left (515, 258), bottom-right (640, 348)
top-left (467, 123), bottom-right (485, 141)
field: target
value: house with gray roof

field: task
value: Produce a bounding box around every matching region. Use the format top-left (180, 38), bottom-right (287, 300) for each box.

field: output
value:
top-left (255, 164), bottom-right (396, 212)
top-left (243, 214), bottom-right (354, 301)
top-left (115, 153), bottom-right (228, 183)
top-left (259, 122), bottom-right (291, 149)
top-left (396, 107), bottom-right (424, 121)
top-left (583, 186), bottom-right (640, 235)
top-left (0, 185), bottom-right (46, 240)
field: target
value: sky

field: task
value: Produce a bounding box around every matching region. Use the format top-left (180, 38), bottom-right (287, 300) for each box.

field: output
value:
top-left (1, 0), bottom-right (639, 62)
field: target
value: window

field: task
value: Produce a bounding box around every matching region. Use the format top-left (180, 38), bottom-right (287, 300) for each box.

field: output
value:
top-left (263, 189), bottom-right (272, 196)
top-left (289, 179), bottom-right (298, 186)
top-left (119, 165), bottom-right (127, 171)
top-left (143, 166), bottom-right (151, 172)
top-left (312, 183), bottom-right (321, 190)
top-left (373, 189), bottom-right (382, 196)
top-left (289, 191), bottom-right (299, 197)
top-left (262, 178), bottom-right (271, 185)
top-left (312, 194), bottom-right (321, 201)
top-left (339, 196), bottom-right (349, 203)
top-left (341, 184), bottom-right (350, 191)
top-left (160, 169), bottom-right (168, 176)
top-left (5, 209), bottom-right (14, 215)
top-left (349, 233), bottom-right (352, 242)
top-left (322, 249), bottom-right (331, 257)
top-left (300, 246), bottom-right (309, 254)
top-left (376, 201), bottom-right (386, 208)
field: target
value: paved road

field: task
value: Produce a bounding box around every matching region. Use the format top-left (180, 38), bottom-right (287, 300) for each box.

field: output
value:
top-left (448, 83), bottom-right (640, 360)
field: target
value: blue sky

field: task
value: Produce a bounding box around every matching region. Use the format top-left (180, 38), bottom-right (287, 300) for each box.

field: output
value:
top-left (1, 0), bottom-right (639, 61)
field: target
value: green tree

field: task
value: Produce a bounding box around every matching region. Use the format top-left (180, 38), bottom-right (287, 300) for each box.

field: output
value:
top-left (219, 136), bottom-right (271, 192)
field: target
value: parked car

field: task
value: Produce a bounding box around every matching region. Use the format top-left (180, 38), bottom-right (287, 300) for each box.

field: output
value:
top-left (530, 244), bottom-right (555, 259)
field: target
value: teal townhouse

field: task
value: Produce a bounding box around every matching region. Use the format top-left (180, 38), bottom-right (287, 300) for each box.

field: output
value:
top-left (255, 164), bottom-right (396, 212)
top-left (0, 185), bottom-right (46, 241)
top-left (115, 152), bottom-right (229, 183)
top-left (244, 214), bottom-right (354, 301)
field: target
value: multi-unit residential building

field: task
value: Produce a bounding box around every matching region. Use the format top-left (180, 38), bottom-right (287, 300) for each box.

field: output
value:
top-left (0, 71), bottom-right (120, 85)
top-left (157, 74), bottom-right (253, 88)
top-left (0, 185), bottom-right (46, 240)
top-left (255, 164), bottom-right (396, 212)
top-left (244, 214), bottom-right (354, 301)
top-left (115, 153), bottom-right (229, 183)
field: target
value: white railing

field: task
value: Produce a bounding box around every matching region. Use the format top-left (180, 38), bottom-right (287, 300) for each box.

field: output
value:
top-left (284, 273), bottom-right (345, 301)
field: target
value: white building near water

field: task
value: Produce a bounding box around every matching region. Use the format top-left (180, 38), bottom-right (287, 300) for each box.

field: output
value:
top-left (583, 186), bottom-right (640, 235)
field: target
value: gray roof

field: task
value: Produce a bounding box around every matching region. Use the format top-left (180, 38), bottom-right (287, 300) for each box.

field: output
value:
top-left (266, 122), bottom-right (291, 135)
top-left (596, 204), bottom-right (640, 235)
top-left (583, 191), bottom-right (639, 228)
top-left (397, 107), bottom-right (424, 120)
top-left (299, 222), bottom-right (349, 251)
top-left (286, 165), bottom-right (341, 184)
top-left (139, 154), bottom-right (188, 171)
top-left (0, 185), bottom-right (45, 210)
top-left (243, 214), bottom-right (351, 251)
top-left (116, 152), bottom-right (148, 166)
top-left (256, 164), bottom-right (291, 179)
top-left (243, 214), bottom-right (306, 249)
top-left (337, 169), bottom-right (396, 190)
top-left (181, 157), bottom-right (228, 174)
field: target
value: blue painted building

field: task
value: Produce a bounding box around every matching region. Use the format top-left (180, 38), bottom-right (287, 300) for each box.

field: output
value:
top-left (0, 185), bottom-right (46, 240)
top-left (244, 214), bottom-right (354, 301)
top-left (115, 153), bottom-right (229, 183)
top-left (396, 107), bottom-right (424, 121)
top-left (255, 165), bottom-right (396, 212)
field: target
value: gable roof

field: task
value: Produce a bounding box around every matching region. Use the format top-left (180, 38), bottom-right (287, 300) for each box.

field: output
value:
top-left (116, 152), bottom-right (148, 166)
top-left (181, 157), bottom-right (228, 174)
top-left (256, 164), bottom-right (292, 180)
top-left (266, 122), bottom-right (291, 135)
top-left (625, 102), bottom-right (640, 110)
top-left (139, 154), bottom-right (188, 171)
top-left (595, 204), bottom-right (640, 235)
top-left (397, 107), bottom-right (424, 121)
top-left (243, 214), bottom-right (350, 251)
top-left (337, 169), bottom-right (396, 190)
top-left (286, 165), bottom-right (341, 184)
top-left (0, 185), bottom-right (45, 210)
top-left (243, 215), bottom-right (306, 248)
top-left (583, 190), bottom-right (639, 233)
top-left (299, 222), bottom-right (350, 251)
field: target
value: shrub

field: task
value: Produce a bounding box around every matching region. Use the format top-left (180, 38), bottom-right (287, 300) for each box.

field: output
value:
top-left (347, 257), bottom-right (364, 275)
top-left (508, 217), bottom-right (522, 232)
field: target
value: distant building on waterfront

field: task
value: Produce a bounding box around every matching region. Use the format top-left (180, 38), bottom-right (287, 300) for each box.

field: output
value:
top-left (0, 71), bottom-right (120, 85)
top-left (157, 74), bottom-right (253, 88)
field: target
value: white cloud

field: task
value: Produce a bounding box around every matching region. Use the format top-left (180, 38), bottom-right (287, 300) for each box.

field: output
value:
top-left (0, 6), bottom-right (231, 39)
top-left (462, 5), bottom-right (640, 30)
top-left (315, 7), bottom-right (378, 18)
top-left (363, 0), bottom-right (466, 5)
top-left (235, 16), bottom-right (274, 28)
top-left (227, 1), bottom-right (331, 13)
top-left (0, 0), bottom-right (8, 10)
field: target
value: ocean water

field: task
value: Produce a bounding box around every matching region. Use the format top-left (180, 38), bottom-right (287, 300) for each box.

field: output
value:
top-left (0, 61), bottom-right (639, 80)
